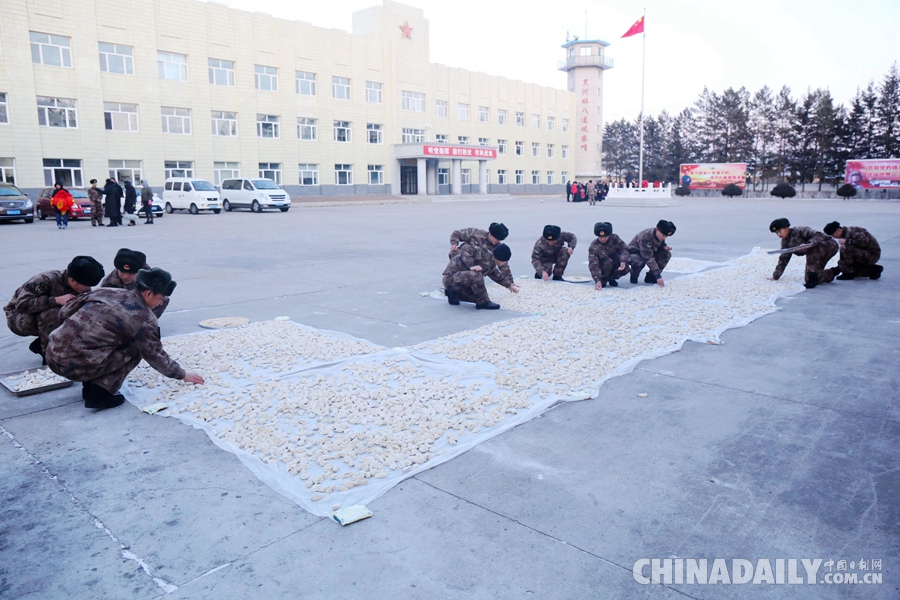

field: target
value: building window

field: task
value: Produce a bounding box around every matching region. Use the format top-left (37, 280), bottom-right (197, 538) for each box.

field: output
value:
top-left (0, 158), bottom-right (16, 184)
top-left (298, 117), bottom-right (317, 141)
top-left (0, 93), bottom-right (7, 124)
top-left (547, 144), bottom-right (555, 158)
top-left (461, 169), bottom-right (470, 185)
top-left (214, 161), bottom-right (240, 184)
top-left (256, 114), bottom-right (279, 138)
top-left (402, 128), bottom-right (424, 143)
top-left (368, 123), bottom-right (384, 144)
top-left (532, 114), bottom-right (540, 128)
top-left (561, 171), bottom-right (568, 181)
top-left (211, 111), bottom-right (237, 136)
top-left (368, 164), bottom-right (384, 185)
top-left (497, 139), bottom-right (507, 155)
top-left (334, 121), bottom-right (351, 142)
top-left (332, 76), bottom-right (350, 100)
top-left (498, 109), bottom-right (507, 125)
top-left (547, 116), bottom-right (555, 131)
top-left (532, 142), bottom-right (540, 157)
top-left (255, 65), bottom-right (278, 91)
top-left (161, 107), bottom-right (191, 134)
top-left (478, 137), bottom-right (489, 146)
top-left (158, 51), bottom-right (188, 81)
top-left (515, 170), bottom-right (524, 184)
top-left (438, 168), bottom-right (449, 185)
top-left (532, 170), bottom-right (540, 184)
top-left (43, 159), bottom-right (82, 187)
top-left (335, 164), bottom-right (353, 185)
top-left (435, 134), bottom-right (448, 144)
top-left (108, 159), bottom-right (141, 184)
top-left (515, 111), bottom-right (524, 127)
top-left (562, 145), bottom-right (569, 159)
top-left (99, 43), bottom-right (133, 75)
top-left (435, 100), bottom-right (448, 118)
top-left (458, 136), bottom-right (469, 145)
top-left (562, 118), bottom-right (569, 132)
top-left (37, 97), bottom-right (77, 128)
top-left (30, 32), bottom-right (71, 67)
top-left (458, 103), bottom-right (469, 120)
top-left (296, 71), bottom-right (316, 96)
top-left (478, 106), bottom-right (489, 122)
top-left (497, 169), bottom-right (507, 184)
top-left (515, 141), bottom-right (523, 156)
top-left (208, 59), bottom-right (235, 86)
top-left (580, 47), bottom-right (592, 56)
top-left (299, 163), bottom-right (319, 186)
top-left (104, 102), bottom-right (138, 132)
top-left (547, 171), bottom-right (555, 185)
top-left (402, 91), bottom-right (425, 112)
top-left (259, 162), bottom-right (281, 184)
top-left (164, 161), bottom-right (193, 178)
top-left (366, 81), bottom-right (383, 103)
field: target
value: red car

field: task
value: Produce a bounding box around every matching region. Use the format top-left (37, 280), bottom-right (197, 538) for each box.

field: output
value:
top-left (36, 187), bottom-right (93, 220)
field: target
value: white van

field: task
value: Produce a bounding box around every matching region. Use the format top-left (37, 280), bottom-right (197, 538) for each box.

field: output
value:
top-left (163, 178), bottom-right (221, 214)
top-left (220, 178), bottom-right (292, 213)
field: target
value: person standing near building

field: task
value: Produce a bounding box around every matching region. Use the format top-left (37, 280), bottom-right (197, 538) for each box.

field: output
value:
top-left (140, 179), bottom-right (154, 224)
top-left (627, 220), bottom-right (676, 286)
top-left (625, 171), bottom-right (634, 188)
top-left (103, 178), bottom-right (123, 227)
top-left (589, 222), bottom-right (629, 289)
top-left (50, 182), bottom-right (74, 230)
top-left (88, 179), bottom-right (104, 227)
top-left (122, 180), bottom-right (138, 226)
top-left (822, 221), bottom-right (882, 280)
top-left (599, 179), bottom-right (609, 202)
top-left (532, 225), bottom-right (577, 281)
top-left (768, 218), bottom-right (838, 289)
top-left (587, 180), bottom-right (597, 206)
top-left (565, 181), bottom-right (572, 202)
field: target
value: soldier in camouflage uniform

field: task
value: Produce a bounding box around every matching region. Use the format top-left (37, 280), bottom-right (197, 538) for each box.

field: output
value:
top-left (88, 179), bottom-right (104, 227)
top-left (449, 222), bottom-right (512, 282)
top-left (3, 256), bottom-right (104, 361)
top-left (769, 218), bottom-right (839, 289)
top-left (627, 220), bottom-right (676, 286)
top-left (823, 221), bottom-right (883, 280)
top-left (46, 268), bottom-right (204, 410)
top-left (588, 222), bottom-right (629, 289)
top-left (443, 243), bottom-right (519, 310)
top-left (101, 248), bottom-right (170, 318)
top-left (532, 225), bottom-right (577, 281)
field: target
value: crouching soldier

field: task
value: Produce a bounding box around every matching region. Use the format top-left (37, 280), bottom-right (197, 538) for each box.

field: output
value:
top-left (46, 268), bottom-right (204, 410)
top-left (532, 225), bottom-right (577, 281)
top-left (627, 220), bottom-right (675, 286)
top-left (443, 243), bottom-right (519, 310)
top-left (589, 222), bottom-right (629, 289)
top-left (4, 256), bottom-right (104, 362)
top-left (823, 221), bottom-right (883, 280)
top-left (449, 222), bottom-right (512, 281)
top-left (768, 218), bottom-right (838, 289)
top-left (101, 248), bottom-right (170, 318)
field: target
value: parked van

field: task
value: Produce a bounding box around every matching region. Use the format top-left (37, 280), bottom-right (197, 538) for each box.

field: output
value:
top-left (163, 178), bottom-right (221, 214)
top-left (220, 178), bottom-right (292, 213)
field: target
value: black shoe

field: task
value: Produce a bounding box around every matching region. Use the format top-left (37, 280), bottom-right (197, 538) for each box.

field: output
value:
top-left (28, 338), bottom-right (42, 355)
top-left (445, 290), bottom-right (460, 305)
top-left (630, 273), bottom-right (639, 284)
top-left (475, 302), bottom-right (500, 310)
top-left (107, 223), bottom-right (118, 227)
top-left (644, 273), bottom-right (658, 284)
top-left (836, 273), bottom-right (855, 280)
top-left (534, 273), bottom-right (542, 279)
top-left (83, 383), bottom-right (125, 410)
top-left (608, 279), bottom-right (618, 287)
top-left (804, 272), bottom-right (819, 289)
top-left (552, 275), bottom-right (564, 281)
top-left (870, 265), bottom-right (883, 280)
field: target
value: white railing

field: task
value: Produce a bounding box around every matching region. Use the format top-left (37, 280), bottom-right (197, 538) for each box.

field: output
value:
top-left (606, 184), bottom-right (672, 198)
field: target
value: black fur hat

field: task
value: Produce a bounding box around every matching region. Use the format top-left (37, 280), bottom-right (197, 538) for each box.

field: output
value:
top-left (543, 225), bottom-right (562, 240)
top-left (656, 220), bottom-right (676, 236)
top-left (770, 218), bottom-right (790, 232)
top-left (67, 256), bottom-right (105, 286)
top-left (488, 222), bottom-right (509, 241)
top-left (594, 222), bottom-right (612, 236)
top-left (492, 243), bottom-right (512, 262)
top-left (113, 248), bottom-right (147, 273)
top-left (136, 268), bottom-right (176, 296)
top-left (823, 221), bottom-right (841, 236)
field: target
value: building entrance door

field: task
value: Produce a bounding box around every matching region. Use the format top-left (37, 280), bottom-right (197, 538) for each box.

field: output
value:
top-left (400, 166), bottom-right (418, 195)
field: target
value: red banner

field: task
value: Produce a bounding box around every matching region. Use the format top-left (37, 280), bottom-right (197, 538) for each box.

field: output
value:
top-left (845, 159), bottom-right (900, 189)
top-left (680, 163), bottom-right (747, 190)
top-left (423, 145), bottom-right (497, 159)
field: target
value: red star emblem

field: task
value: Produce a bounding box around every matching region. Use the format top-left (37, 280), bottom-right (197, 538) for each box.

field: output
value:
top-left (399, 21), bottom-right (413, 39)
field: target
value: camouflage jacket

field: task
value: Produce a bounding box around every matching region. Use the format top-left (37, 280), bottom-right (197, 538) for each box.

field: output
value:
top-left (627, 228), bottom-right (668, 276)
top-left (87, 187), bottom-right (102, 207)
top-left (100, 269), bottom-right (169, 318)
top-left (840, 226), bottom-right (880, 254)
top-left (588, 234), bottom-right (628, 281)
top-left (773, 226), bottom-right (835, 279)
top-left (531, 232), bottom-right (577, 270)
top-left (3, 270), bottom-right (76, 318)
top-left (443, 244), bottom-right (513, 288)
top-left (48, 288), bottom-right (184, 380)
top-left (449, 227), bottom-right (512, 281)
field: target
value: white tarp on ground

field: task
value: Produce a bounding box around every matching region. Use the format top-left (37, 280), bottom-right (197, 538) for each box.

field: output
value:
top-left (123, 248), bottom-right (825, 517)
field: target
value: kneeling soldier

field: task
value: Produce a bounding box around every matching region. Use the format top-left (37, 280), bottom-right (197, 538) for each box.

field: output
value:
top-left (449, 222), bottom-right (512, 281)
top-left (589, 222), bottom-right (629, 289)
top-left (532, 225), bottom-right (577, 281)
top-left (101, 248), bottom-right (170, 318)
top-left (627, 220), bottom-right (676, 286)
top-left (443, 243), bottom-right (519, 310)
top-left (823, 221), bottom-right (883, 280)
top-left (4, 256), bottom-right (104, 362)
top-left (768, 218), bottom-right (838, 288)
top-left (46, 268), bottom-right (204, 410)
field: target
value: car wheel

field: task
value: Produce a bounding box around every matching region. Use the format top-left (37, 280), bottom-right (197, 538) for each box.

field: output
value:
top-left (280, 207), bottom-right (289, 212)
top-left (251, 200), bottom-right (261, 213)
top-left (39, 210), bottom-right (47, 220)
top-left (189, 203), bottom-right (199, 215)
top-left (165, 202), bottom-right (174, 214)
top-left (223, 199), bottom-right (232, 212)
top-left (212, 209), bottom-right (221, 214)
top-left (25, 217), bottom-right (34, 223)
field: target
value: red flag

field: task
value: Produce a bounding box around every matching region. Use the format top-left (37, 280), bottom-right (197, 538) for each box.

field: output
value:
top-left (621, 16), bottom-right (644, 38)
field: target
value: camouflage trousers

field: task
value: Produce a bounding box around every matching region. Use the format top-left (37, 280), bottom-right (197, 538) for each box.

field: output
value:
top-left (90, 201), bottom-right (104, 226)
top-left (534, 247), bottom-right (571, 278)
top-left (594, 257), bottom-right (629, 283)
top-left (47, 344), bottom-right (142, 394)
top-left (838, 245), bottom-right (881, 277)
top-left (442, 271), bottom-right (491, 305)
top-left (5, 307), bottom-right (63, 351)
top-left (627, 249), bottom-right (671, 278)
top-left (802, 240), bottom-right (839, 284)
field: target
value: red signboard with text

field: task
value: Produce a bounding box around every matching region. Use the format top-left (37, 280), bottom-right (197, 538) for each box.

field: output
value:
top-left (423, 145), bottom-right (497, 159)
top-left (845, 159), bottom-right (900, 189)
top-left (680, 163), bottom-right (747, 190)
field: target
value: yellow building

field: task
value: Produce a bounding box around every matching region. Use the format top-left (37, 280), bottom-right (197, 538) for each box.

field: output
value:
top-left (0, 0), bottom-right (611, 196)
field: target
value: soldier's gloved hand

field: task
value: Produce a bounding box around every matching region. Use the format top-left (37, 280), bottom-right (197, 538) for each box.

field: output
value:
top-left (469, 265), bottom-right (483, 272)
top-left (183, 372), bottom-right (205, 384)
top-left (567, 248), bottom-right (574, 255)
top-left (55, 294), bottom-right (75, 305)
top-left (657, 277), bottom-right (665, 287)
top-left (508, 284), bottom-right (520, 294)
top-left (542, 271), bottom-right (550, 281)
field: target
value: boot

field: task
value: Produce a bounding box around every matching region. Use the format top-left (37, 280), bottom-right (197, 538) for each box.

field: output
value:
top-left (804, 272), bottom-right (819, 289)
top-left (445, 290), bottom-right (460, 306)
top-left (552, 275), bottom-right (564, 281)
top-left (836, 272), bottom-right (855, 280)
top-left (83, 383), bottom-right (125, 410)
top-left (630, 272), bottom-right (639, 284)
top-left (28, 338), bottom-right (42, 355)
top-left (644, 272), bottom-right (658, 284)
top-left (475, 301), bottom-right (500, 310)
top-left (870, 264), bottom-right (883, 280)
top-left (534, 273), bottom-right (542, 279)
top-left (128, 221), bottom-right (136, 226)
top-left (608, 279), bottom-right (618, 287)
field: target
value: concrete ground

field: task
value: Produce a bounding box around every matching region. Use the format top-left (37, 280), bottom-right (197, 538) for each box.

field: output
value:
top-left (1, 195), bottom-right (897, 599)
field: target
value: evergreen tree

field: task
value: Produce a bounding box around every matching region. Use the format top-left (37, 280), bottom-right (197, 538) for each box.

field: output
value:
top-left (875, 62), bottom-right (900, 157)
top-left (749, 87), bottom-right (777, 189)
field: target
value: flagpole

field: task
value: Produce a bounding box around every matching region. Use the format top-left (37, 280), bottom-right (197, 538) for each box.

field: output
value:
top-left (638, 7), bottom-right (646, 189)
